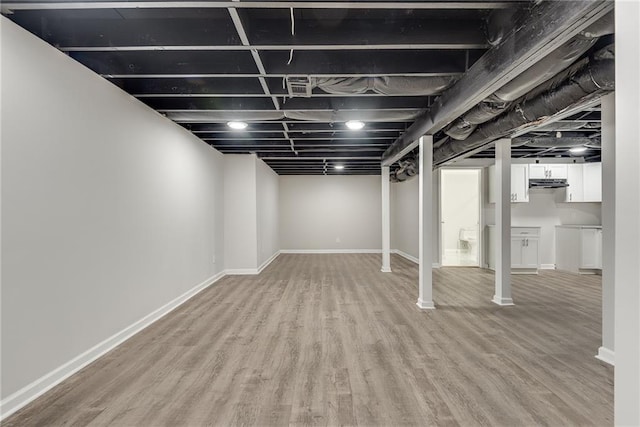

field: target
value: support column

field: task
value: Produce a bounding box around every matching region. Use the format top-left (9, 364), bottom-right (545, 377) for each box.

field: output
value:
top-left (381, 165), bottom-right (392, 272)
top-left (493, 138), bottom-right (514, 306)
top-left (615, 1), bottom-right (640, 424)
top-left (417, 136), bottom-right (435, 309)
top-left (597, 92), bottom-right (615, 365)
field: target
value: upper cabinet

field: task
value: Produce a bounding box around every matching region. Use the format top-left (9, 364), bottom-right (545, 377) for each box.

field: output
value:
top-left (488, 162), bottom-right (601, 204)
top-left (488, 164), bottom-right (529, 203)
top-left (564, 162), bottom-right (602, 202)
top-left (529, 164), bottom-right (568, 179)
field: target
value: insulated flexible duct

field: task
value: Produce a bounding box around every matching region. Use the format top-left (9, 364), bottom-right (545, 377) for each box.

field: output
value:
top-left (313, 76), bottom-right (456, 96)
top-left (433, 45), bottom-right (614, 166)
top-left (444, 12), bottom-right (613, 141)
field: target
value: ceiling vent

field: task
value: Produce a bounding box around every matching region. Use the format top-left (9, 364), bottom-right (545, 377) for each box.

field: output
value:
top-left (286, 76), bottom-right (312, 98)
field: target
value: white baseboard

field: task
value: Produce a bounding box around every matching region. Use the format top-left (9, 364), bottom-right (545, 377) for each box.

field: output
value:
top-left (540, 264), bottom-right (556, 270)
top-left (0, 271), bottom-right (226, 422)
top-left (595, 346), bottom-right (615, 366)
top-left (258, 251), bottom-right (281, 274)
top-left (280, 249), bottom-right (382, 254)
top-left (492, 296), bottom-right (515, 306)
top-left (392, 249), bottom-right (440, 268)
top-left (393, 249), bottom-right (418, 264)
top-left (416, 299), bottom-right (436, 309)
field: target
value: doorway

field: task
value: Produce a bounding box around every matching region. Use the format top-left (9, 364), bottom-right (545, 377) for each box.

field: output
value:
top-left (440, 168), bottom-right (481, 267)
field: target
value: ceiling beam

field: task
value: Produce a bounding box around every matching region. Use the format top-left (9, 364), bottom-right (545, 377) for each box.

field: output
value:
top-left (101, 72), bottom-right (463, 78)
top-left (381, 0), bottom-right (614, 166)
top-left (61, 43), bottom-right (487, 52)
top-left (2, 2), bottom-right (516, 13)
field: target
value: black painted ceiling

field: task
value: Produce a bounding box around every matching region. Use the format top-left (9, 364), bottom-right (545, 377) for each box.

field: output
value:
top-left (2, 0), bottom-right (603, 174)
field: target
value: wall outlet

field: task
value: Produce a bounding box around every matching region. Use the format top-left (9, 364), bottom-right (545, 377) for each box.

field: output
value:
top-left (336, 237), bottom-right (341, 243)
top-left (212, 256), bottom-right (216, 264)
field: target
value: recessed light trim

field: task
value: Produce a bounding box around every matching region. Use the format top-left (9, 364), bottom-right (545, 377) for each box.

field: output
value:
top-left (334, 165), bottom-right (345, 170)
top-left (569, 146), bottom-right (588, 153)
top-left (345, 120), bottom-right (365, 130)
top-left (227, 121), bottom-right (248, 130)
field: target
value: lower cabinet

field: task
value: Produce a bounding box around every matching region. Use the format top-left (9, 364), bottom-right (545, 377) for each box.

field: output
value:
top-left (556, 226), bottom-right (602, 274)
top-left (487, 226), bottom-right (540, 274)
top-left (511, 236), bottom-right (540, 270)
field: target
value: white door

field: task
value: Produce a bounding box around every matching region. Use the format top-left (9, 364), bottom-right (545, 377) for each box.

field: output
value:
top-left (566, 164), bottom-right (584, 202)
top-left (529, 164), bottom-right (547, 179)
top-left (440, 169), bottom-right (481, 267)
top-left (583, 163), bottom-right (602, 202)
top-left (521, 238), bottom-right (539, 268)
top-left (511, 237), bottom-right (524, 268)
top-left (511, 165), bottom-right (529, 202)
top-left (581, 228), bottom-right (600, 268)
top-left (547, 164), bottom-right (568, 179)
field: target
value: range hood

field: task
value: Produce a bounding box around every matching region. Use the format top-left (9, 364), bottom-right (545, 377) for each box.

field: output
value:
top-left (529, 178), bottom-right (569, 189)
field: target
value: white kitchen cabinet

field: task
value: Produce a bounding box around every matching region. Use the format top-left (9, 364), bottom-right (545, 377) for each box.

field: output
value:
top-left (529, 163), bottom-right (568, 179)
top-left (511, 164), bottom-right (529, 203)
top-left (488, 164), bottom-right (529, 203)
top-left (511, 228), bottom-right (540, 272)
top-left (565, 164), bottom-right (585, 202)
top-left (583, 163), bottom-right (602, 202)
top-left (487, 226), bottom-right (540, 273)
top-left (564, 162), bottom-right (602, 203)
top-left (581, 228), bottom-right (602, 269)
top-left (556, 225), bottom-right (602, 274)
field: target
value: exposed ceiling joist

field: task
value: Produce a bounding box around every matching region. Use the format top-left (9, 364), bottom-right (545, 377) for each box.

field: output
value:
top-left (381, 0), bottom-right (614, 166)
top-left (1, 1), bottom-right (516, 13)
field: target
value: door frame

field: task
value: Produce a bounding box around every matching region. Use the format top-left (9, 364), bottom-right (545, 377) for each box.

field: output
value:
top-left (439, 167), bottom-right (484, 267)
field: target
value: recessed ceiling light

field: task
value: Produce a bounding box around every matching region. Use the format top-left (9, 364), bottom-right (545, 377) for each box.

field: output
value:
top-left (334, 165), bottom-right (345, 170)
top-left (227, 121), bottom-right (248, 130)
top-left (569, 146), bottom-right (588, 153)
top-left (345, 120), bottom-right (365, 130)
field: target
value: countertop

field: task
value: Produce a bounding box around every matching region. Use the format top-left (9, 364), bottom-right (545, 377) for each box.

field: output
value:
top-left (555, 225), bottom-right (602, 229)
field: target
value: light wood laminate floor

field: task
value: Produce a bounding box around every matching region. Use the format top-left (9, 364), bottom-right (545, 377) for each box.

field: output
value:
top-left (4, 254), bottom-right (613, 426)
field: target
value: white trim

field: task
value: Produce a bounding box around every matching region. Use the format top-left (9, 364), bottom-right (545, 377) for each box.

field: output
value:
top-left (393, 249), bottom-right (419, 264)
top-left (540, 264), bottom-right (556, 270)
top-left (380, 267), bottom-right (392, 273)
top-left (257, 250), bottom-right (281, 274)
top-left (492, 296), bottom-right (515, 306)
top-left (224, 268), bottom-right (259, 275)
top-left (595, 346), bottom-right (615, 366)
top-left (280, 249), bottom-right (382, 254)
top-left (0, 271), bottom-right (226, 421)
top-left (392, 249), bottom-right (440, 268)
top-left (416, 299), bottom-right (436, 309)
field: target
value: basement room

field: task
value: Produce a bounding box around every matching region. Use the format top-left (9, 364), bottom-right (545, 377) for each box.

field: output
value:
top-left (1, 1), bottom-right (639, 425)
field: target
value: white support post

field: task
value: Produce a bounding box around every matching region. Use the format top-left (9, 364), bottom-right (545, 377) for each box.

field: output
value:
top-left (381, 165), bottom-right (392, 273)
top-left (597, 92), bottom-right (615, 366)
top-left (614, 1), bottom-right (640, 424)
top-left (493, 138), bottom-right (514, 306)
top-left (417, 136), bottom-right (435, 309)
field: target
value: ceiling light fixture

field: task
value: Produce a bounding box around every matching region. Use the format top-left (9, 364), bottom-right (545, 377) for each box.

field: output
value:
top-left (334, 165), bottom-right (345, 170)
top-left (345, 120), bottom-right (365, 130)
top-left (569, 146), bottom-right (588, 153)
top-left (227, 121), bottom-right (248, 130)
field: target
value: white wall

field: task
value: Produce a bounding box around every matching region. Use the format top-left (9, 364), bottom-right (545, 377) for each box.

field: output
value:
top-left (391, 173), bottom-right (440, 264)
top-left (483, 172), bottom-right (601, 267)
top-left (256, 158), bottom-right (279, 267)
top-left (279, 175), bottom-right (381, 251)
top-left (224, 155), bottom-right (258, 271)
top-left (1, 17), bottom-right (225, 403)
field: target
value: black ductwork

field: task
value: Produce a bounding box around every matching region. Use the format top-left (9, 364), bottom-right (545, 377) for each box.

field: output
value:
top-left (512, 136), bottom-right (598, 148)
top-left (433, 44), bottom-right (614, 166)
top-left (444, 12), bottom-right (614, 141)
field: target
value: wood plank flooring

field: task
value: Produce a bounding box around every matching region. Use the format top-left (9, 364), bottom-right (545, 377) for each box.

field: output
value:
top-left (4, 254), bottom-right (613, 426)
